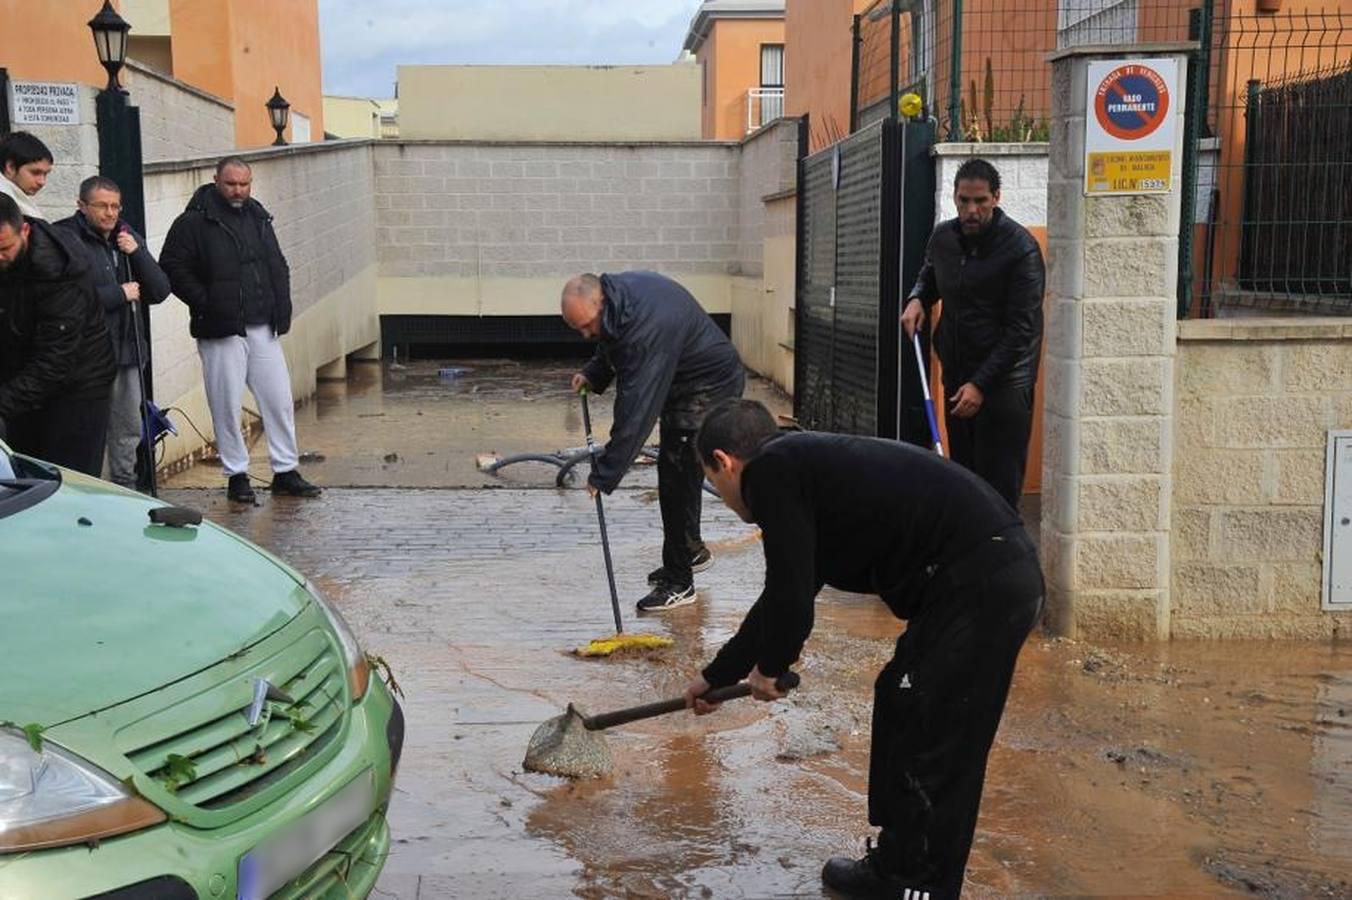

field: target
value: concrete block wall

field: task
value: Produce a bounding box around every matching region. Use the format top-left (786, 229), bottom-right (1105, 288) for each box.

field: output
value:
top-left (124, 61), bottom-right (235, 164)
top-left (1041, 47), bottom-right (1189, 640)
top-left (141, 142), bottom-right (379, 467)
top-left (735, 120), bottom-right (800, 278)
top-left (1172, 319), bottom-right (1352, 638)
top-left (372, 141), bottom-right (744, 316)
top-left (23, 84), bottom-right (100, 222)
top-left (933, 143), bottom-right (1049, 231)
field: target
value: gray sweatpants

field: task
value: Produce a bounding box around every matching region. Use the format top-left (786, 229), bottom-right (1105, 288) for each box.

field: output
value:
top-left (104, 365), bottom-right (143, 487)
top-left (198, 325), bottom-right (300, 478)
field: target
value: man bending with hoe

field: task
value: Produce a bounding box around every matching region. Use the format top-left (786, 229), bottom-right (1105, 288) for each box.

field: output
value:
top-left (685, 398), bottom-right (1043, 899)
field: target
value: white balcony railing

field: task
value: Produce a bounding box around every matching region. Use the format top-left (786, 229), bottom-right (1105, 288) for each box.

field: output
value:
top-left (747, 87), bottom-right (785, 133)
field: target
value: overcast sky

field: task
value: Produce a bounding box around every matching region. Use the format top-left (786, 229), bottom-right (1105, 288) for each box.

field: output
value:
top-left (319, 0), bottom-right (699, 98)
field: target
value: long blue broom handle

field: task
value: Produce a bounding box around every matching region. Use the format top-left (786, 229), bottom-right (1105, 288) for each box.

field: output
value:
top-left (912, 333), bottom-right (944, 457)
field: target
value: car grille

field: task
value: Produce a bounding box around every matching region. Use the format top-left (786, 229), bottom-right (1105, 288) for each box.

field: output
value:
top-left (118, 631), bottom-right (347, 810)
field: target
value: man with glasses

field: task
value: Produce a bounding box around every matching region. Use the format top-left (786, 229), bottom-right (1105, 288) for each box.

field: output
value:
top-left (56, 176), bottom-right (171, 489)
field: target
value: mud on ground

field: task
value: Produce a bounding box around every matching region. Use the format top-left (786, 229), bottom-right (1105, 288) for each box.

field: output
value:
top-left (162, 359), bottom-right (1352, 898)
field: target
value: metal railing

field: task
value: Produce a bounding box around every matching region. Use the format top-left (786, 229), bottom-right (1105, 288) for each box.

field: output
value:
top-left (853, 0), bottom-right (1197, 142)
top-left (1182, 10), bottom-right (1352, 317)
top-left (747, 87), bottom-right (785, 133)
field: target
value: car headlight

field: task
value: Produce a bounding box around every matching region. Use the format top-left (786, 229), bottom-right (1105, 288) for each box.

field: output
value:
top-left (0, 728), bottom-right (164, 853)
top-left (305, 580), bottom-right (370, 702)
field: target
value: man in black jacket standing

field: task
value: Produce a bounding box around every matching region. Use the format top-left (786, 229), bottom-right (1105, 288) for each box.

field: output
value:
top-left (685, 398), bottom-right (1043, 900)
top-left (901, 158), bottom-right (1045, 508)
top-left (561, 271), bottom-right (744, 612)
top-left (56, 176), bottom-right (171, 489)
top-left (160, 156), bottom-right (320, 503)
top-left (0, 194), bottom-right (116, 474)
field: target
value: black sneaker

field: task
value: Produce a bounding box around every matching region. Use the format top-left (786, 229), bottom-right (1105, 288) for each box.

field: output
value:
top-left (821, 840), bottom-right (918, 898)
top-left (227, 473), bottom-right (256, 503)
top-left (270, 469), bottom-right (322, 498)
top-left (646, 546), bottom-right (714, 585)
top-left (636, 582), bottom-right (696, 613)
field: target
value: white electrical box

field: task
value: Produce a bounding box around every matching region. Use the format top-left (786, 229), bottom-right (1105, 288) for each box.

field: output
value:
top-left (1324, 431), bottom-right (1352, 610)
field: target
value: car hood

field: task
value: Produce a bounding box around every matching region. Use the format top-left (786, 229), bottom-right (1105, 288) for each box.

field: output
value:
top-left (0, 471), bottom-right (310, 726)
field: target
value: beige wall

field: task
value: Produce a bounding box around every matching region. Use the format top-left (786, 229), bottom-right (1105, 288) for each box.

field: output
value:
top-left (397, 65), bottom-right (701, 141)
top-left (1172, 319), bottom-right (1352, 638)
top-left (121, 0), bottom-right (171, 35)
top-left (324, 96), bottom-right (382, 139)
top-left (142, 142), bottom-right (379, 468)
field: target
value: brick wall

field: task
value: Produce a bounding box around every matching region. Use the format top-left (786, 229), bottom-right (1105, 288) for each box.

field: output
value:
top-left (735, 120), bottom-right (800, 277)
top-left (142, 142), bottom-right (378, 445)
top-left (23, 84), bottom-right (100, 221)
top-left (1172, 319), bottom-right (1352, 638)
top-left (372, 141), bottom-right (743, 286)
top-left (933, 143), bottom-right (1049, 230)
top-left (124, 61), bottom-right (235, 164)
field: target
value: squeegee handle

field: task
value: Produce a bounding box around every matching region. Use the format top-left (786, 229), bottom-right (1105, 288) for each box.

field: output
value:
top-left (583, 672), bottom-right (801, 731)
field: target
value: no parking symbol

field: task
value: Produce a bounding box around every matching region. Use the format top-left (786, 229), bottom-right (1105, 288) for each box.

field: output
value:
top-left (1084, 58), bottom-right (1180, 195)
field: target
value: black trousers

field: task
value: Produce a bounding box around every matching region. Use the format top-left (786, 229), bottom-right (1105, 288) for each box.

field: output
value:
top-left (7, 393), bottom-right (111, 477)
top-left (944, 382), bottom-right (1034, 510)
top-left (657, 424), bottom-right (705, 587)
top-left (868, 529), bottom-right (1044, 899)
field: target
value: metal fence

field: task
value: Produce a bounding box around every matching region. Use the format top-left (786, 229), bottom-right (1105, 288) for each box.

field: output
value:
top-left (853, 0), bottom-right (1201, 141)
top-left (795, 119), bottom-right (901, 437)
top-left (1185, 9), bottom-right (1352, 316)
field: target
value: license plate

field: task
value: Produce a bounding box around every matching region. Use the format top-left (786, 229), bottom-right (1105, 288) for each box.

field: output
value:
top-left (237, 768), bottom-right (374, 900)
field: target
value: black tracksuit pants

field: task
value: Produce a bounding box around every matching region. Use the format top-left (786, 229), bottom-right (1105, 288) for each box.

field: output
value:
top-left (657, 423), bottom-right (704, 588)
top-left (944, 381), bottom-right (1035, 510)
top-left (868, 527), bottom-right (1044, 899)
top-left (7, 393), bottom-right (111, 477)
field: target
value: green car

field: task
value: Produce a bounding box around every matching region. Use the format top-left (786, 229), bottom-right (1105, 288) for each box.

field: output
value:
top-left (0, 443), bottom-right (403, 899)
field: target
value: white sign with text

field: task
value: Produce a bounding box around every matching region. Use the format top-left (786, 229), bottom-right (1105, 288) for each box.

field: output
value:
top-left (10, 81), bottom-right (82, 126)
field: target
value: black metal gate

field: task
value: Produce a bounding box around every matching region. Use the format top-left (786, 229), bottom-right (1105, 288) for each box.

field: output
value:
top-left (794, 116), bottom-right (935, 441)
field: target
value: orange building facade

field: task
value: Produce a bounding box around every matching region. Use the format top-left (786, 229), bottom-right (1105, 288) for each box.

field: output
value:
top-left (0, 0), bottom-right (322, 149)
top-left (684, 2), bottom-right (786, 141)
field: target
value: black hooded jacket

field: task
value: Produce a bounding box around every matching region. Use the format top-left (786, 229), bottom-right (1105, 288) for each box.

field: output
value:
top-left (54, 213), bottom-right (171, 367)
top-left (701, 432), bottom-right (1025, 687)
top-left (580, 272), bottom-right (744, 493)
top-left (908, 207), bottom-right (1045, 393)
top-left (0, 218), bottom-right (117, 421)
top-left (159, 184), bottom-right (292, 339)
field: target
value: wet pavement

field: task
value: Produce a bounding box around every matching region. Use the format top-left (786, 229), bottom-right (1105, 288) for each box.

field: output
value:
top-left (161, 359), bottom-right (1352, 899)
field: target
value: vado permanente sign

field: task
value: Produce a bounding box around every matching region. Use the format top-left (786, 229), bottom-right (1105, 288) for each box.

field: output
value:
top-left (1084, 59), bottom-right (1178, 195)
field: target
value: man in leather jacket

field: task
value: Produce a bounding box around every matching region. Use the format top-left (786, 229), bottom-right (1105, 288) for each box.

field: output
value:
top-left (561, 271), bottom-right (745, 613)
top-left (901, 158), bottom-right (1045, 508)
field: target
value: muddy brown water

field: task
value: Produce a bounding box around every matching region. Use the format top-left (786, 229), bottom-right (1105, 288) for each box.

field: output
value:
top-left (160, 359), bottom-right (1352, 898)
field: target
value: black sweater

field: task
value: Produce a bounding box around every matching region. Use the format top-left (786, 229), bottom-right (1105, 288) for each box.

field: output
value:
top-left (701, 432), bottom-right (1023, 687)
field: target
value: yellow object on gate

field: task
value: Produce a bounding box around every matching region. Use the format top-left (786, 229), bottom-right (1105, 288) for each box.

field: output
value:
top-left (899, 92), bottom-right (923, 119)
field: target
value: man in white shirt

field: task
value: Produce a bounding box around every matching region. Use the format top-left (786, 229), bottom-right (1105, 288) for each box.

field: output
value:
top-left (0, 132), bottom-right (52, 220)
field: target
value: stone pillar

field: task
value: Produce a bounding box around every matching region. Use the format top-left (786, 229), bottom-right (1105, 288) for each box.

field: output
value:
top-left (1042, 45), bottom-right (1193, 640)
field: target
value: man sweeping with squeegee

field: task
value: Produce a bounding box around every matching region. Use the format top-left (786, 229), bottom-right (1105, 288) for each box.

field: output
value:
top-left (561, 271), bottom-right (744, 613)
top-left (685, 398), bottom-right (1044, 899)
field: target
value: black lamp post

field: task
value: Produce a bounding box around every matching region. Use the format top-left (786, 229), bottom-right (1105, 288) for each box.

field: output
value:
top-left (90, 1), bottom-right (157, 494)
top-left (266, 87), bottom-right (291, 145)
top-left (88, 1), bottom-right (131, 94)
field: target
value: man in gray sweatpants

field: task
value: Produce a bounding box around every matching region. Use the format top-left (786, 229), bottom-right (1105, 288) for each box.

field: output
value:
top-left (160, 157), bottom-right (320, 503)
